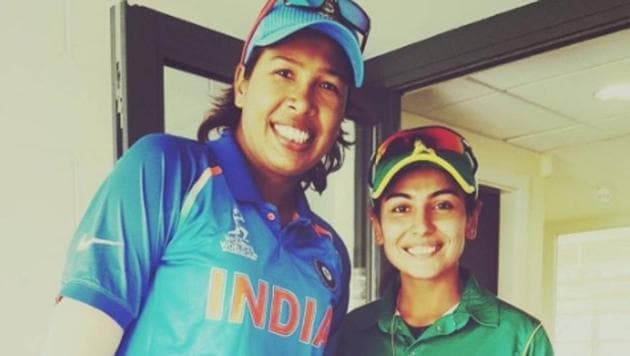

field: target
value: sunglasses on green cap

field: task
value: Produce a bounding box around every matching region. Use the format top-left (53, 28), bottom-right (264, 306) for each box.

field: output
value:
top-left (369, 126), bottom-right (479, 200)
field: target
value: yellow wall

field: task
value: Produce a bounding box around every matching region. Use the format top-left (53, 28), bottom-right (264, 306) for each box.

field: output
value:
top-left (402, 112), bottom-right (630, 339)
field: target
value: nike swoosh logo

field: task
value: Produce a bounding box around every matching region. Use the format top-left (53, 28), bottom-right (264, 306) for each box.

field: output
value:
top-left (76, 234), bottom-right (123, 252)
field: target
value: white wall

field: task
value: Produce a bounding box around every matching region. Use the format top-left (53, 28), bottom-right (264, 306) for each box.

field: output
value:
top-left (0, 1), bottom-right (115, 354)
top-left (0, 3), bottom-right (361, 354)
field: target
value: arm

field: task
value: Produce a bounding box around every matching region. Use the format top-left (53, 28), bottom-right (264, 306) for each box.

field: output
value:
top-left (43, 134), bottom-right (201, 354)
top-left (42, 298), bottom-right (123, 356)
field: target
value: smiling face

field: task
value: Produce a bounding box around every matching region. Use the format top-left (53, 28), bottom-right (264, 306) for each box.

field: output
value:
top-left (372, 165), bottom-right (481, 284)
top-left (233, 29), bottom-right (350, 186)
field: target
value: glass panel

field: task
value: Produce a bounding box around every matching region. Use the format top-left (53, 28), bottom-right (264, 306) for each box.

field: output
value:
top-left (164, 66), bottom-right (229, 139)
top-left (555, 227), bottom-right (630, 356)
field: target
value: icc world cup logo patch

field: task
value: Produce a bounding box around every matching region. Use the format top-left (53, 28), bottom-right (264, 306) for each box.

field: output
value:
top-left (314, 259), bottom-right (336, 291)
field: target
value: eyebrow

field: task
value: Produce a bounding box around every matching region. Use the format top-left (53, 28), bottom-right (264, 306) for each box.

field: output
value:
top-left (269, 55), bottom-right (347, 81)
top-left (382, 188), bottom-right (462, 203)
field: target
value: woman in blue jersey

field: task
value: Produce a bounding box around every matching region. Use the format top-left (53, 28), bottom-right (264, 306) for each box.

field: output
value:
top-left (44, 1), bottom-right (370, 355)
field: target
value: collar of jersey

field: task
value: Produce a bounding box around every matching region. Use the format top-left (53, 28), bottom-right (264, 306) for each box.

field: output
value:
top-left (359, 268), bottom-right (500, 333)
top-left (206, 128), bottom-right (314, 222)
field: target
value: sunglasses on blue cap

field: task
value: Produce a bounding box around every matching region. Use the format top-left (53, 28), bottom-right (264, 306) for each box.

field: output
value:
top-left (240, 0), bottom-right (371, 64)
top-left (285, 0), bottom-right (370, 51)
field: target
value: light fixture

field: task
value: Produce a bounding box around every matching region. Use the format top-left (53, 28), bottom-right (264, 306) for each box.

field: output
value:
top-left (595, 185), bottom-right (612, 204)
top-left (594, 83), bottom-right (630, 101)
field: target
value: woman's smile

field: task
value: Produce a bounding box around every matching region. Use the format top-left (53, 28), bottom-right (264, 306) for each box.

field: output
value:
top-left (272, 122), bottom-right (312, 146)
top-left (405, 243), bottom-right (441, 257)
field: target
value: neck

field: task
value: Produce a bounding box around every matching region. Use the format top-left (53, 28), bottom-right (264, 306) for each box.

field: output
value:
top-left (234, 128), bottom-right (301, 225)
top-left (397, 268), bottom-right (461, 327)
top-left (252, 170), bottom-right (299, 226)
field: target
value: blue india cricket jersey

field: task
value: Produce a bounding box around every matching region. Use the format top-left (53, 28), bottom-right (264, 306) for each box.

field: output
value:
top-left (59, 128), bottom-right (351, 355)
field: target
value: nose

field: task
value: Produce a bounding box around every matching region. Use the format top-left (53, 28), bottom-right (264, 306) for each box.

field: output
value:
top-left (286, 82), bottom-right (316, 117)
top-left (408, 207), bottom-right (434, 237)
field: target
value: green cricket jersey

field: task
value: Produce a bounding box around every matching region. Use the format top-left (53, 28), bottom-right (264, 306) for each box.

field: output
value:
top-left (336, 269), bottom-right (553, 356)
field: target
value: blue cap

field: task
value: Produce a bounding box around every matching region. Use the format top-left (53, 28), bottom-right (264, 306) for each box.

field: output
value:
top-left (242, 1), bottom-right (364, 87)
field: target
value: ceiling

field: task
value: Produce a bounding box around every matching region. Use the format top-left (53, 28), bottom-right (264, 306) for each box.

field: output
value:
top-left (399, 26), bottom-right (630, 223)
top-left (402, 28), bottom-right (630, 154)
top-left (133, 0), bottom-right (630, 222)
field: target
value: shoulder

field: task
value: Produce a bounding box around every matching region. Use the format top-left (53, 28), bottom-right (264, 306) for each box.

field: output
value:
top-left (309, 213), bottom-right (341, 240)
top-left (462, 271), bottom-right (544, 332)
top-left (494, 297), bottom-right (543, 329)
top-left (306, 211), bottom-right (349, 258)
top-left (493, 297), bottom-right (552, 345)
top-left (493, 298), bottom-right (553, 353)
top-left (127, 133), bottom-right (209, 160)
top-left (105, 134), bottom-right (219, 196)
top-left (120, 134), bottom-right (216, 173)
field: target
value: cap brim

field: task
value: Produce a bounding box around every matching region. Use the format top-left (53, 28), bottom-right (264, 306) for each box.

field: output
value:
top-left (371, 153), bottom-right (476, 200)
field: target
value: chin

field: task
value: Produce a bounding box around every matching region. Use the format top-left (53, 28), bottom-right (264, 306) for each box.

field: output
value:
top-left (401, 261), bottom-right (455, 281)
top-left (397, 263), bottom-right (438, 280)
top-left (411, 265), bottom-right (461, 282)
top-left (405, 270), bottom-right (439, 280)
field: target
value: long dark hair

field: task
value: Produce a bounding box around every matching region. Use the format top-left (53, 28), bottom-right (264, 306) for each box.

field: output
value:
top-left (197, 48), bottom-right (353, 194)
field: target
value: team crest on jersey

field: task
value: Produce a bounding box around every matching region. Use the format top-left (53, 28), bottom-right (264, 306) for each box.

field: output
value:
top-left (314, 259), bottom-right (336, 290)
top-left (220, 208), bottom-right (258, 261)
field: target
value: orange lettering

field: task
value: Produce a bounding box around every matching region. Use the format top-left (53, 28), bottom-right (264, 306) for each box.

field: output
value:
top-left (311, 306), bottom-right (333, 348)
top-left (229, 272), bottom-right (268, 328)
top-left (206, 268), bottom-right (227, 320)
top-left (269, 286), bottom-right (300, 336)
top-left (299, 297), bottom-right (317, 343)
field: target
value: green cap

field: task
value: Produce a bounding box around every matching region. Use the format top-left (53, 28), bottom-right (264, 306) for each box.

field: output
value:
top-left (369, 126), bottom-right (478, 200)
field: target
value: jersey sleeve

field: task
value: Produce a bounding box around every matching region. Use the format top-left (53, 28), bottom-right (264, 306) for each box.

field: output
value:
top-left (59, 134), bottom-right (201, 329)
top-left (525, 323), bottom-right (555, 356)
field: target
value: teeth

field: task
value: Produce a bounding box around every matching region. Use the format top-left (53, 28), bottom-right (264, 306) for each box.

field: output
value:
top-left (406, 245), bottom-right (438, 256)
top-left (274, 124), bottom-right (310, 144)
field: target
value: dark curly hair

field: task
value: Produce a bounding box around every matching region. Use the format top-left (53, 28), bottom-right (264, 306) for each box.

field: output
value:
top-left (197, 47), bottom-right (353, 194)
